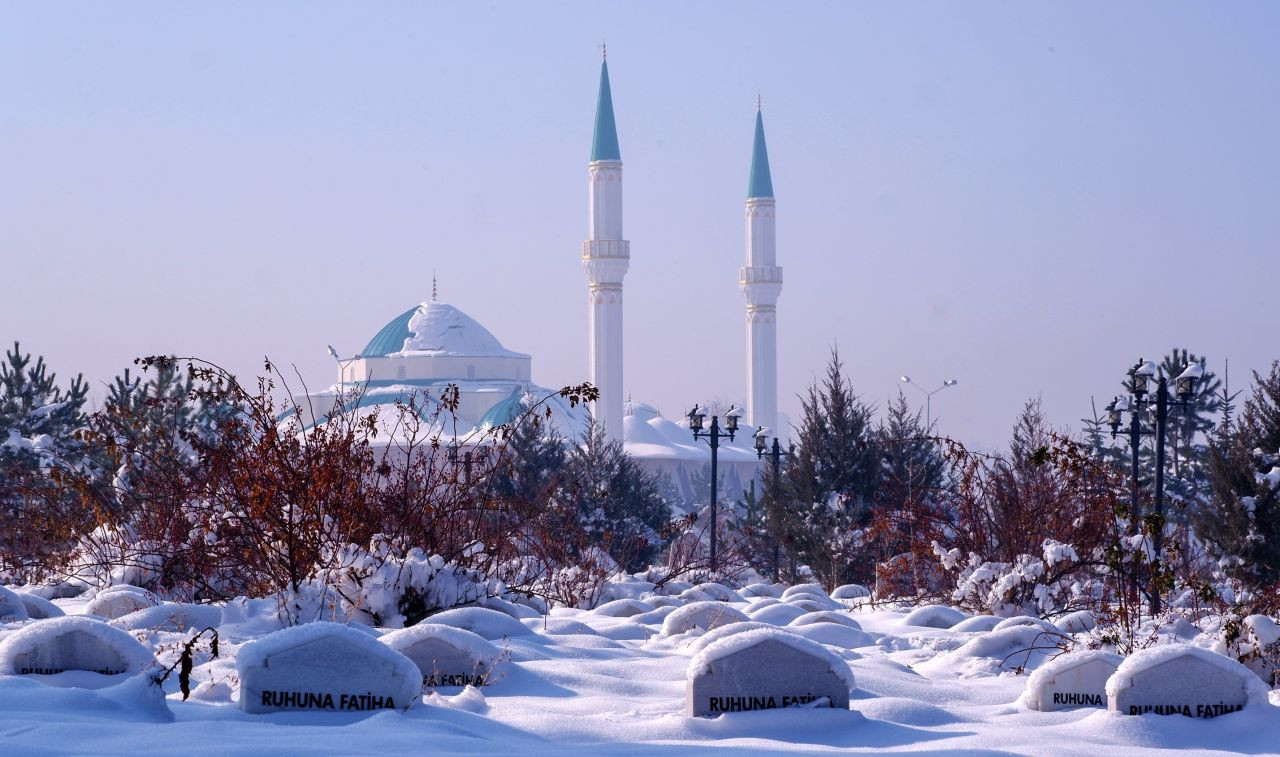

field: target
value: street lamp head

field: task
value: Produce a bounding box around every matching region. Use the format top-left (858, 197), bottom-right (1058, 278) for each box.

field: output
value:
top-left (944, 378), bottom-right (958, 387)
top-left (754, 427), bottom-right (768, 455)
top-left (724, 406), bottom-right (741, 433)
top-left (687, 405), bottom-right (705, 432)
top-left (1175, 362), bottom-right (1204, 401)
top-left (1129, 359), bottom-right (1156, 397)
top-left (1105, 397), bottom-right (1122, 436)
top-left (900, 375), bottom-right (911, 384)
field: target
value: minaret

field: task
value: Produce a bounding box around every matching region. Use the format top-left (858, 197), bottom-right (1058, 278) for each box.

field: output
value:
top-left (740, 102), bottom-right (782, 437)
top-left (582, 49), bottom-right (629, 440)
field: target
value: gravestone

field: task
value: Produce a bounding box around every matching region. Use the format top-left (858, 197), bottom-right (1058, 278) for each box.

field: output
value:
top-left (1107, 645), bottom-right (1267, 719)
top-left (0, 586), bottom-right (30, 623)
top-left (831, 584), bottom-right (870, 601)
top-left (687, 627), bottom-right (853, 717)
top-left (382, 623), bottom-right (500, 689)
top-left (237, 622), bottom-right (422, 713)
top-left (1024, 651), bottom-right (1122, 711)
top-left (661, 601), bottom-right (749, 637)
top-left (0, 616), bottom-right (153, 676)
top-left (17, 593), bottom-right (64, 620)
top-left (85, 586), bottom-right (160, 621)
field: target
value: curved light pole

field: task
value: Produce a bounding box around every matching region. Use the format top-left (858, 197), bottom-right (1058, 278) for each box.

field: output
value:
top-left (754, 427), bottom-right (794, 581)
top-left (899, 376), bottom-right (958, 429)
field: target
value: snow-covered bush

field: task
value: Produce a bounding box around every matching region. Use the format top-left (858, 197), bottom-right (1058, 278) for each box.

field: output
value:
top-left (936, 539), bottom-right (1097, 618)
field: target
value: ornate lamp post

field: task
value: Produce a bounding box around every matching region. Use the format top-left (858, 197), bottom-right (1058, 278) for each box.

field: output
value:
top-left (1105, 357), bottom-right (1203, 614)
top-left (688, 404), bottom-right (740, 573)
top-left (754, 427), bottom-right (794, 581)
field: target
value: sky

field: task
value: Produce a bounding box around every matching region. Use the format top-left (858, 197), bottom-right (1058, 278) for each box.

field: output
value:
top-left (2, 2), bottom-right (1277, 450)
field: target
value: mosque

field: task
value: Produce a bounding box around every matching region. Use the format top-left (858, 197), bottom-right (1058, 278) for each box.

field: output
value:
top-left (297, 54), bottom-right (783, 501)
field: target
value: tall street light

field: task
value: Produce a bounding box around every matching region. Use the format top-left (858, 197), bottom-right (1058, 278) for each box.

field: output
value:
top-left (899, 376), bottom-right (959, 429)
top-left (688, 404), bottom-right (741, 574)
top-left (1104, 357), bottom-right (1202, 614)
top-left (754, 427), bottom-right (794, 581)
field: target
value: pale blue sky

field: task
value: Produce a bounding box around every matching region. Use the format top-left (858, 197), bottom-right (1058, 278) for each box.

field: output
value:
top-left (2, 2), bottom-right (1276, 448)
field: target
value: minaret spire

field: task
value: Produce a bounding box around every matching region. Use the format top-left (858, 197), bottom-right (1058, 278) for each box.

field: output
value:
top-left (582, 53), bottom-right (630, 440)
top-left (740, 102), bottom-right (782, 438)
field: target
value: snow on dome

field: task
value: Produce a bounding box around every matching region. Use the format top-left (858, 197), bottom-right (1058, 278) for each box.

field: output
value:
top-left (0, 616), bottom-right (154, 676)
top-left (399, 302), bottom-right (528, 358)
top-left (687, 627), bottom-right (856, 692)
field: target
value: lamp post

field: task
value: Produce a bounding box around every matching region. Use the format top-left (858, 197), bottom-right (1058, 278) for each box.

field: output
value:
top-left (1105, 357), bottom-right (1202, 614)
top-left (688, 404), bottom-right (740, 574)
top-left (899, 376), bottom-right (958, 429)
top-left (754, 427), bottom-right (794, 581)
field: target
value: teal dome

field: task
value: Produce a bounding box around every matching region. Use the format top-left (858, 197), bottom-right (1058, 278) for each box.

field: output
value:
top-left (359, 306), bottom-right (419, 357)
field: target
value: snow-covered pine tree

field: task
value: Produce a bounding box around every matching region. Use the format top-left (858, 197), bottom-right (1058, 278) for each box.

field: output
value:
top-left (870, 391), bottom-right (947, 562)
top-left (1197, 361), bottom-right (1280, 588)
top-left (782, 348), bottom-right (880, 586)
top-left (0, 342), bottom-right (91, 580)
top-left (560, 421), bottom-right (674, 571)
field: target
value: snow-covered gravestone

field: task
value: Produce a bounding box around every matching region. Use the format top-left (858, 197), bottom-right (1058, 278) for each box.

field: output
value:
top-left (1107, 646), bottom-right (1269, 719)
top-left (686, 628), bottom-right (853, 717)
top-left (1023, 651), bottom-right (1122, 711)
top-left (0, 616), bottom-right (153, 676)
top-left (661, 602), bottom-right (749, 637)
top-left (383, 624), bottom-right (501, 689)
top-left (0, 586), bottom-right (30, 622)
top-left (238, 622), bottom-right (422, 714)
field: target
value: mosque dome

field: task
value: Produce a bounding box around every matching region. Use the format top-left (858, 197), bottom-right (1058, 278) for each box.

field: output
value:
top-left (359, 302), bottom-right (528, 359)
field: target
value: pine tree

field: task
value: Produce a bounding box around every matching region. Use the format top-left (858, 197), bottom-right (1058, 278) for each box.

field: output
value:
top-left (0, 343), bottom-right (91, 580)
top-left (782, 348), bottom-right (880, 585)
top-left (492, 408), bottom-right (568, 506)
top-left (1196, 361), bottom-right (1280, 587)
top-left (872, 391), bottom-right (946, 561)
top-left (560, 421), bottom-right (674, 571)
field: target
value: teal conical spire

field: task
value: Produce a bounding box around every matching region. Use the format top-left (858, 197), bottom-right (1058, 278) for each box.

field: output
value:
top-left (591, 58), bottom-right (621, 162)
top-left (747, 106), bottom-right (774, 199)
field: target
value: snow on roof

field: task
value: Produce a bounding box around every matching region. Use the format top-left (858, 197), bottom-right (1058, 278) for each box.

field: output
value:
top-left (688, 627), bottom-right (855, 691)
top-left (0, 616), bottom-right (154, 675)
top-left (399, 302), bottom-right (529, 359)
top-left (1104, 644), bottom-right (1270, 703)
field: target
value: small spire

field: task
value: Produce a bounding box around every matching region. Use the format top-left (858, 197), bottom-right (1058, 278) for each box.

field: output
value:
top-left (601, 41), bottom-right (606, 60)
top-left (432, 270), bottom-right (438, 302)
top-left (757, 92), bottom-right (762, 112)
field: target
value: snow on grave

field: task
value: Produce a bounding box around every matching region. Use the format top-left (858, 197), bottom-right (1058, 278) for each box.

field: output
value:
top-left (85, 586), bottom-right (159, 620)
top-left (1106, 645), bottom-right (1269, 719)
top-left (0, 616), bottom-right (154, 676)
top-left (1055, 610), bottom-right (1098, 634)
top-left (382, 623), bottom-right (501, 689)
top-left (993, 616), bottom-right (1059, 634)
top-left (686, 622), bottom-right (780, 654)
top-left (110, 603), bottom-right (222, 633)
top-left (900, 604), bottom-right (968, 629)
top-left (741, 583), bottom-right (783, 599)
top-left (661, 602), bottom-right (749, 637)
top-left (831, 584), bottom-right (870, 600)
top-left (693, 583), bottom-right (743, 602)
top-left (0, 586), bottom-right (30, 623)
top-left (785, 596), bottom-right (843, 612)
top-left (950, 616), bottom-right (1003, 633)
top-left (424, 607), bottom-right (533, 640)
top-left (749, 603), bottom-right (808, 626)
top-left (1022, 650), bottom-right (1122, 711)
top-left (593, 599), bottom-right (653, 618)
top-left (686, 627), bottom-right (853, 716)
top-left (788, 611), bottom-right (863, 631)
top-left (16, 593), bottom-right (64, 620)
top-left (780, 584), bottom-right (828, 601)
top-left (237, 622), bottom-right (421, 714)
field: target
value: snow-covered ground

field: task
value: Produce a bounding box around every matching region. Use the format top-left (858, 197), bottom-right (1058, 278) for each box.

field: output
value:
top-left (2, 586), bottom-right (1279, 756)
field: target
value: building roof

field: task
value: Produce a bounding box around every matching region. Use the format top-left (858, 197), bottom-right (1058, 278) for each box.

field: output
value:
top-left (358, 302), bottom-right (529, 359)
top-left (359, 306), bottom-right (420, 357)
top-left (591, 60), bottom-right (621, 162)
top-left (748, 108), bottom-right (774, 199)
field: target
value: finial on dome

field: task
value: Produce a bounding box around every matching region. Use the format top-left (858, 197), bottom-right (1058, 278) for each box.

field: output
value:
top-left (432, 270), bottom-right (438, 302)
